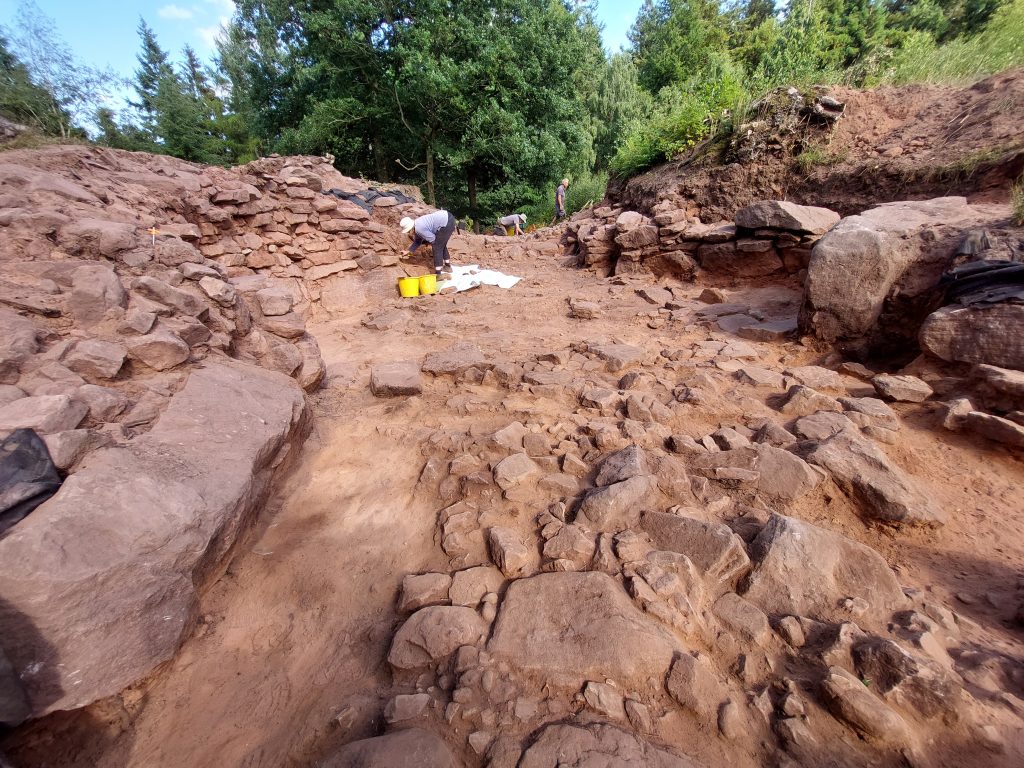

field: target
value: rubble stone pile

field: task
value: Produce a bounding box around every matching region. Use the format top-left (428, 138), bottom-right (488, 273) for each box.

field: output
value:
top-left (563, 199), bottom-right (838, 284)
top-left (0, 141), bottom-right (1022, 768)
top-left (350, 325), bottom-right (1018, 766)
top-left (0, 145), bottom-right (435, 718)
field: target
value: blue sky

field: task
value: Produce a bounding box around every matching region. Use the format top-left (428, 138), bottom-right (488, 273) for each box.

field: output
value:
top-left (0, 0), bottom-right (644, 79)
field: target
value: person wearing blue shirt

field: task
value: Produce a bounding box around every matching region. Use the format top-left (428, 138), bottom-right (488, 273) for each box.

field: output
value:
top-left (401, 210), bottom-right (456, 278)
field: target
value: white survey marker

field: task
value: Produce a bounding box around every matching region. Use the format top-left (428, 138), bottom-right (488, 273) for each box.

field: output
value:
top-left (439, 263), bottom-right (522, 292)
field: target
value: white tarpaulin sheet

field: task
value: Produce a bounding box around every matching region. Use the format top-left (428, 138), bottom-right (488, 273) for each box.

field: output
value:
top-left (438, 264), bottom-right (522, 293)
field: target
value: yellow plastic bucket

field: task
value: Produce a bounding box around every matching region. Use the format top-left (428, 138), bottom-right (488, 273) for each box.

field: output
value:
top-left (398, 276), bottom-right (420, 298)
top-left (419, 274), bottom-right (437, 295)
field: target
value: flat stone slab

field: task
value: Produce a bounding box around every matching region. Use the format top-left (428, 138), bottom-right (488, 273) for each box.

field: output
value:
top-left (743, 514), bottom-right (908, 626)
top-left (518, 722), bottom-right (698, 768)
top-left (0, 362), bottom-right (306, 716)
top-left (487, 571), bottom-right (679, 689)
top-left (735, 200), bottom-right (840, 234)
top-left (806, 428), bottom-right (945, 526)
top-left (421, 342), bottom-right (490, 376)
top-left (370, 361), bottom-right (422, 397)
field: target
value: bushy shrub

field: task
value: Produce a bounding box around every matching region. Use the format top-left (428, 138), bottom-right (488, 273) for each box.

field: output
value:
top-left (516, 170), bottom-right (609, 226)
top-left (880, 0), bottom-right (1024, 84)
top-left (1013, 178), bottom-right (1024, 226)
top-left (609, 87), bottom-right (714, 177)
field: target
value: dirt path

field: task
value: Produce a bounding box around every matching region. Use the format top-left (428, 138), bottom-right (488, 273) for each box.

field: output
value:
top-left (7, 235), bottom-right (1024, 767)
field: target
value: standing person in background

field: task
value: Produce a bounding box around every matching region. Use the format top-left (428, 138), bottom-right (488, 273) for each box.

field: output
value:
top-left (553, 178), bottom-right (569, 224)
top-left (400, 210), bottom-right (456, 279)
top-left (494, 212), bottom-right (527, 236)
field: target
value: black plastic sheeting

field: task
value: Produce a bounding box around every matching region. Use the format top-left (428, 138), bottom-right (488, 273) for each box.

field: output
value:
top-left (937, 259), bottom-right (1024, 307)
top-left (324, 186), bottom-right (419, 212)
top-left (0, 428), bottom-right (62, 537)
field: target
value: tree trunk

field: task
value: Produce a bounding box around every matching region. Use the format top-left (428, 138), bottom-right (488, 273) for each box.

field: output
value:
top-left (425, 142), bottom-right (435, 206)
top-left (467, 166), bottom-right (479, 233)
top-left (372, 132), bottom-right (388, 181)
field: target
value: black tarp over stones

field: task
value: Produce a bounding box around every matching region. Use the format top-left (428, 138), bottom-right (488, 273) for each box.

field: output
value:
top-left (0, 429), bottom-right (61, 537)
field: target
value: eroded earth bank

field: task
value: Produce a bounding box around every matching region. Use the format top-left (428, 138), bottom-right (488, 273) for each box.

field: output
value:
top-left (1, 105), bottom-right (1023, 768)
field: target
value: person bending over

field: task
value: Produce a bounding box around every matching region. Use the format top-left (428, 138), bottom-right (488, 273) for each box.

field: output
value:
top-left (494, 212), bottom-right (527, 236)
top-left (401, 210), bottom-right (456, 278)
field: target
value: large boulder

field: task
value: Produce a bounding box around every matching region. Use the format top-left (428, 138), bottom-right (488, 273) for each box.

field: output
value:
top-left (688, 445), bottom-right (822, 503)
top-left (0, 394), bottom-right (87, 435)
top-left (575, 475), bottom-right (656, 532)
top-left (0, 362), bottom-right (306, 716)
top-left (62, 339), bottom-right (126, 380)
top-left (920, 303), bottom-right (1024, 371)
top-left (0, 308), bottom-right (45, 383)
top-left (518, 722), bottom-right (698, 768)
top-left (735, 200), bottom-right (840, 234)
top-left (488, 572), bottom-right (679, 689)
top-left (639, 511), bottom-right (750, 593)
top-left (806, 428), bottom-right (945, 526)
top-left (322, 729), bottom-right (454, 768)
top-left (68, 264), bottom-right (127, 326)
top-left (58, 218), bottom-right (136, 258)
top-left (742, 514), bottom-right (908, 625)
top-left (800, 197), bottom-right (1002, 358)
top-left (594, 445), bottom-right (650, 486)
top-left (127, 330), bottom-right (191, 371)
top-left (387, 606), bottom-right (488, 669)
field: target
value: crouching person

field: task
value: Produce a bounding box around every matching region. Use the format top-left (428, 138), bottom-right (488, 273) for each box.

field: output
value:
top-left (401, 210), bottom-right (456, 279)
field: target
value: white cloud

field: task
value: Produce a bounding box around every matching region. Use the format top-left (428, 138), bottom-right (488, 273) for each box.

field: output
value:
top-left (196, 18), bottom-right (229, 50)
top-left (202, 0), bottom-right (235, 14)
top-left (158, 4), bottom-right (194, 20)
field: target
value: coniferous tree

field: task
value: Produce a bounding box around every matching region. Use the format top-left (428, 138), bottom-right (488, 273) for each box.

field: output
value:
top-left (132, 19), bottom-right (173, 126)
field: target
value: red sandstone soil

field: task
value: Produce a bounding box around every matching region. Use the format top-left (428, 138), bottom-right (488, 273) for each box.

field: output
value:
top-left (3, 71), bottom-right (1024, 768)
top-left (5, 235), bottom-right (1023, 767)
top-left (613, 68), bottom-right (1024, 219)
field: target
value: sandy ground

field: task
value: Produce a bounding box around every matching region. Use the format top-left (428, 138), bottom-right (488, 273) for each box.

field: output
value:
top-left (4, 236), bottom-right (1023, 767)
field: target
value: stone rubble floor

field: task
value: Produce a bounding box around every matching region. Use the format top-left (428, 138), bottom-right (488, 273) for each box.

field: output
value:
top-left (5, 235), bottom-right (1024, 768)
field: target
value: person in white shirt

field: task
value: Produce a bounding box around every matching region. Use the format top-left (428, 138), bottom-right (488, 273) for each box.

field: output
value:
top-left (494, 212), bottom-right (527, 236)
top-left (400, 210), bottom-right (456, 278)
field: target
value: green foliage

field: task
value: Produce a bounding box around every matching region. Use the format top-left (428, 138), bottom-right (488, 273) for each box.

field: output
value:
top-left (589, 53), bottom-right (653, 170)
top-left (630, 0), bottom-right (729, 93)
top-left (794, 144), bottom-right (850, 171)
top-left (1012, 178), bottom-right (1024, 226)
top-left (0, 33), bottom-right (68, 133)
top-left (878, 0), bottom-right (1024, 83)
top-left (1, 1), bottom-right (118, 138)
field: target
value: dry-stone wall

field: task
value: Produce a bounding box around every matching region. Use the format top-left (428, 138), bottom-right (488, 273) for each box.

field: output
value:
top-left (0, 145), bottom-right (435, 718)
top-left (563, 199), bottom-right (837, 284)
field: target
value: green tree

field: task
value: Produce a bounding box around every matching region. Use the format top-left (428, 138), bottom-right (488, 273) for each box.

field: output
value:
top-left (132, 18), bottom-right (174, 126)
top-left (0, 33), bottom-right (67, 132)
top-left (589, 53), bottom-right (653, 169)
top-left (629, 0), bottom-right (730, 93)
top-left (3, 0), bottom-right (118, 137)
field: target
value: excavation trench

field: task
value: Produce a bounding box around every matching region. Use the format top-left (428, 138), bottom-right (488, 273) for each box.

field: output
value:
top-left (5, 234), bottom-right (1024, 768)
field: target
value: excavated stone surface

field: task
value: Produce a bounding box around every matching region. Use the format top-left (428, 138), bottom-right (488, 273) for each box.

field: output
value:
top-left (743, 514), bottom-right (908, 625)
top-left (518, 722), bottom-right (700, 768)
top-left (322, 728), bottom-right (454, 768)
top-left (488, 572), bottom-right (680, 689)
top-left (0, 362), bottom-right (306, 716)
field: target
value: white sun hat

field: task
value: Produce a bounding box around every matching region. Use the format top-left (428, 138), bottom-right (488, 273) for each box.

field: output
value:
top-left (400, 216), bottom-right (414, 233)
top-left (520, 213), bottom-right (527, 222)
